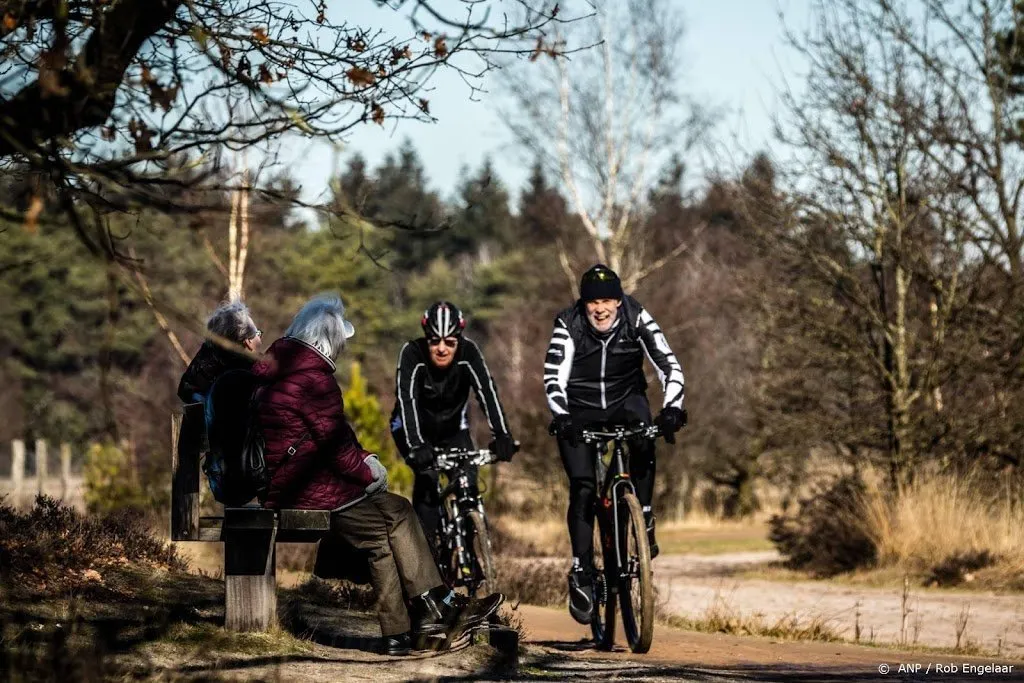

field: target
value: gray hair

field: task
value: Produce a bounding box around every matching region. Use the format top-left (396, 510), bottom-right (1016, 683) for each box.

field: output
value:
top-left (206, 301), bottom-right (258, 344)
top-left (285, 293), bottom-right (354, 361)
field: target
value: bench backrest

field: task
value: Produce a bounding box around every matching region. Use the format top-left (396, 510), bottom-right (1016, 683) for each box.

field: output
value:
top-left (171, 402), bottom-right (205, 541)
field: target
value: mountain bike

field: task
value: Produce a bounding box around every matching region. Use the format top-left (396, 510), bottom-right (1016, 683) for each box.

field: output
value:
top-left (433, 447), bottom-right (498, 597)
top-left (579, 423), bottom-right (664, 654)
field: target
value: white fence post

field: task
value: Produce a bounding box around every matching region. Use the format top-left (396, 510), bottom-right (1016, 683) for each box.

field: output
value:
top-left (11, 439), bottom-right (25, 505)
top-left (35, 439), bottom-right (48, 495)
top-left (60, 443), bottom-right (72, 500)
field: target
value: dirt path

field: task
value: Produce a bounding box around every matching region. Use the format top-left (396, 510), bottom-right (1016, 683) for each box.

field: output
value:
top-left (656, 552), bottom-right (1024, 657)
top-left (518, 603), bottom-right (1024, 682)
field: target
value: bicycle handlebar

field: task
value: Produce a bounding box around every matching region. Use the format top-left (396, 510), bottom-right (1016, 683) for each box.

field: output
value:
top-left (579, 423), bottom-right (662, 444)
top-left (433, 447), bottom-right (497, 470)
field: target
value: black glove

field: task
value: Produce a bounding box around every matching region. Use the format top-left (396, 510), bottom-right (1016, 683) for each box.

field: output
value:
top-left (408, 444), bottom-right (434, 470)
top-left (490, 435), bottom-right (519, 462)
top-left (655, 407), bottom-right (687, 444)
top-left (548, 414), bottom-right (579, 448)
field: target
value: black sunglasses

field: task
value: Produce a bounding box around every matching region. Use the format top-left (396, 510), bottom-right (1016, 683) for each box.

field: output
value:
top-left (428, 337), bottom-right (458, 349)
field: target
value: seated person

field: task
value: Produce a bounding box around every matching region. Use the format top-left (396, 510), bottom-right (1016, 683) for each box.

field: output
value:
top-left (177, 301), bottom-right (263, 403)
top-left (252, 293), bottom-right (502, 655)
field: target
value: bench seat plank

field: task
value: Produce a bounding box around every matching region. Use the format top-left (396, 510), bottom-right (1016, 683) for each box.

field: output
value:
top-left (197, 509), bottom-right (331, 543)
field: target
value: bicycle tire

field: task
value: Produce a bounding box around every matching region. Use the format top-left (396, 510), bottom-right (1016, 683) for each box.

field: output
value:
top-left (618, 492), bottom-right (654, 653)
top-left (467, 510), bottom-right (495, 597)
top-left (590, 513), bottom-right (617, 650)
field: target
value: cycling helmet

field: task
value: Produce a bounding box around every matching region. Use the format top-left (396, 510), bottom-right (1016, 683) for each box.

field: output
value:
top-left (422, 301), bottom-right (466, 338)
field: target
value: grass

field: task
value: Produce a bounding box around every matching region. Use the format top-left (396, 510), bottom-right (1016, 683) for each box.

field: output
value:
top-left (861, 469), bottom-right (1024, 590)
top-left (490, 513), bottom-right (773, 558)
top-left (657, 521), bottom-right (773, 555)
top-left (767, 467), bottom-right (1024, 592)
top-left (158, 622), bottom-right (313, 656)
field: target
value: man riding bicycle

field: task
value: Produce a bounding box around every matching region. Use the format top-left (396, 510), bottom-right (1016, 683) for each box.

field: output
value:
top-left (544, 264), bottom-right (687, 624)
top-left (391, 301), bottom-right (519, 548)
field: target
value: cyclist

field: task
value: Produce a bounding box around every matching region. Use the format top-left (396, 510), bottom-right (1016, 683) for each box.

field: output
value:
top-left (544, 264), bottom-right (687, 624)
top-left (390, 301), bottom-right (519, 547)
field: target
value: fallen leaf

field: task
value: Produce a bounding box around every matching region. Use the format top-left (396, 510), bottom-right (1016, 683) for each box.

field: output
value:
top-left (82, 569), bottom-right (102, 583)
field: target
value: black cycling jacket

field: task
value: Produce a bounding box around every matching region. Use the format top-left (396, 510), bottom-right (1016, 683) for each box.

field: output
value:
top-left (543, 295), bottom-right (684, 421)
top-left (391, 337), bottom-right (511, 451)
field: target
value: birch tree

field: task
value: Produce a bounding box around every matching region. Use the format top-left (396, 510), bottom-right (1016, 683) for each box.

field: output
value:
top-left (503, 0), bottom-right (709, 292)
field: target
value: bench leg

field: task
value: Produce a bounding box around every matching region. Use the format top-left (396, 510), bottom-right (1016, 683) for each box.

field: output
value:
top-left (224, 527), bottom-right (277, 631)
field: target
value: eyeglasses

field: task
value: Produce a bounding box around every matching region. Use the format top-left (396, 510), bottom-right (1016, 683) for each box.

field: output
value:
top-left (428, 337), bottom-right (458, 349)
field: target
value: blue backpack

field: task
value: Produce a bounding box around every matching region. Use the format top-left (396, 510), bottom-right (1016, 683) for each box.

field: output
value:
top-left (203, 370), bottom-right (269, 506)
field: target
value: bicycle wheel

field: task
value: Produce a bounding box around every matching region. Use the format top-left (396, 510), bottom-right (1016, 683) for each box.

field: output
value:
top-left (617, 492), bottom-right (654, 653)
top-left (467, 510), bottom-right (495, 597)
top-left (590, 511), bottom-right (617, 650)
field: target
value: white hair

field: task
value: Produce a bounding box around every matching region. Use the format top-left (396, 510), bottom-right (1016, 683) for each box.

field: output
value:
top-left (285, 293), bottom-right (352, 361)
top-left (206, 301), bottom-right (258, 344)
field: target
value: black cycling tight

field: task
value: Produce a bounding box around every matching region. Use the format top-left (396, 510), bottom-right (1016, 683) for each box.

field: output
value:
top-left (557, 434), bottom-right (655, 570)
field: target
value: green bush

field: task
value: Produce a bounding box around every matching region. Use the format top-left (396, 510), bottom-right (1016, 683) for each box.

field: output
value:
top-left (82, 442), bottom-right (150, 515)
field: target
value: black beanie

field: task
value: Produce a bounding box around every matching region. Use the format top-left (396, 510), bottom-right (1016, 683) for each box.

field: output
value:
top-left (580, 264), bottom-right (623, 301)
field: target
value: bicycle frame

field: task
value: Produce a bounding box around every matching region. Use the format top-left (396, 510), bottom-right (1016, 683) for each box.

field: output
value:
top-left (583, 425), bottom-right (659, 573)
top-left (434, 448), bottom-right (495, 586)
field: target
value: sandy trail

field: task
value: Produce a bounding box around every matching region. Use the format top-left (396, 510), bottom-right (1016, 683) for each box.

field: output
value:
top-left (655, 551), bottom-right (1024, 658)
top-left (518, 602), bottom-right (1024, 682)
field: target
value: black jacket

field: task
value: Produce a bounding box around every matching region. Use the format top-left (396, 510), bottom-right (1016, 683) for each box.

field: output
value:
top-left (177, 341), bottom-right (254, 403)
top-left (391, 337), bottom-right (510, 451)
top-left (543, 295), bottom-right (684, 421)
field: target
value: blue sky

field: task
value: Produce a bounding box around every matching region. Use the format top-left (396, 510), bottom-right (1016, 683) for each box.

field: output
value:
top-left (277, 1), bottom-right (807, 206)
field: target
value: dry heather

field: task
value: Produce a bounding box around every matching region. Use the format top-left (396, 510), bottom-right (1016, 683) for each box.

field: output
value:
top-left (0, 495), bottom-right (186, 594)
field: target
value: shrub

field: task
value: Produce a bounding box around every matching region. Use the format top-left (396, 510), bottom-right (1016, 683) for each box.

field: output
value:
top-left (82, 442), bottom-right (149, 515)
top-left (768, 474), bottom-right (878, 576)
top-left (0, 495), bottom-right (185, 594)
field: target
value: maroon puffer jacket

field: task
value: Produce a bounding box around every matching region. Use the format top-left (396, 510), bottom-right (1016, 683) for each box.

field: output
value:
top-left (252, 337), bottom-right (374, 510)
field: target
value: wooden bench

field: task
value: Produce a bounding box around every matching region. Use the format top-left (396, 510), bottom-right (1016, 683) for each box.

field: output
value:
top-left (171, 403), bottom-right (330, 631)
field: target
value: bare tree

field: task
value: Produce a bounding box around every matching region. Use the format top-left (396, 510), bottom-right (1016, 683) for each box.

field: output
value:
top-left (0, 0), bottom-right (567, 256)
top-left (763, 0), bottom-right (1019, 487)
top-left (502, 0), bottom-right (708, 292)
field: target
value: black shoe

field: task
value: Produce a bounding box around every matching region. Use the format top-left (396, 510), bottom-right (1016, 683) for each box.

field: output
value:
top-left (457, 592), bottom-right (504, 629)
top-left (645, 512), bottom-right (660, 560)
top-left (409, 589), bottom-right (457, 636)
top-left (383, 632), bottom-right (412, 656)
top-left (567, 568), bottom-right (594, 625)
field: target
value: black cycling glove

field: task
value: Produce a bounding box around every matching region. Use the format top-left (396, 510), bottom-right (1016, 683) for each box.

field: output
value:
top-left (408, 444), bottom-right (434, 470)
top-left (548, 414), bottom-right (579, 448)
top-left (490, 435), bottom-right (519, 462)
top-left (655, 407), bottom-right (687, 444)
